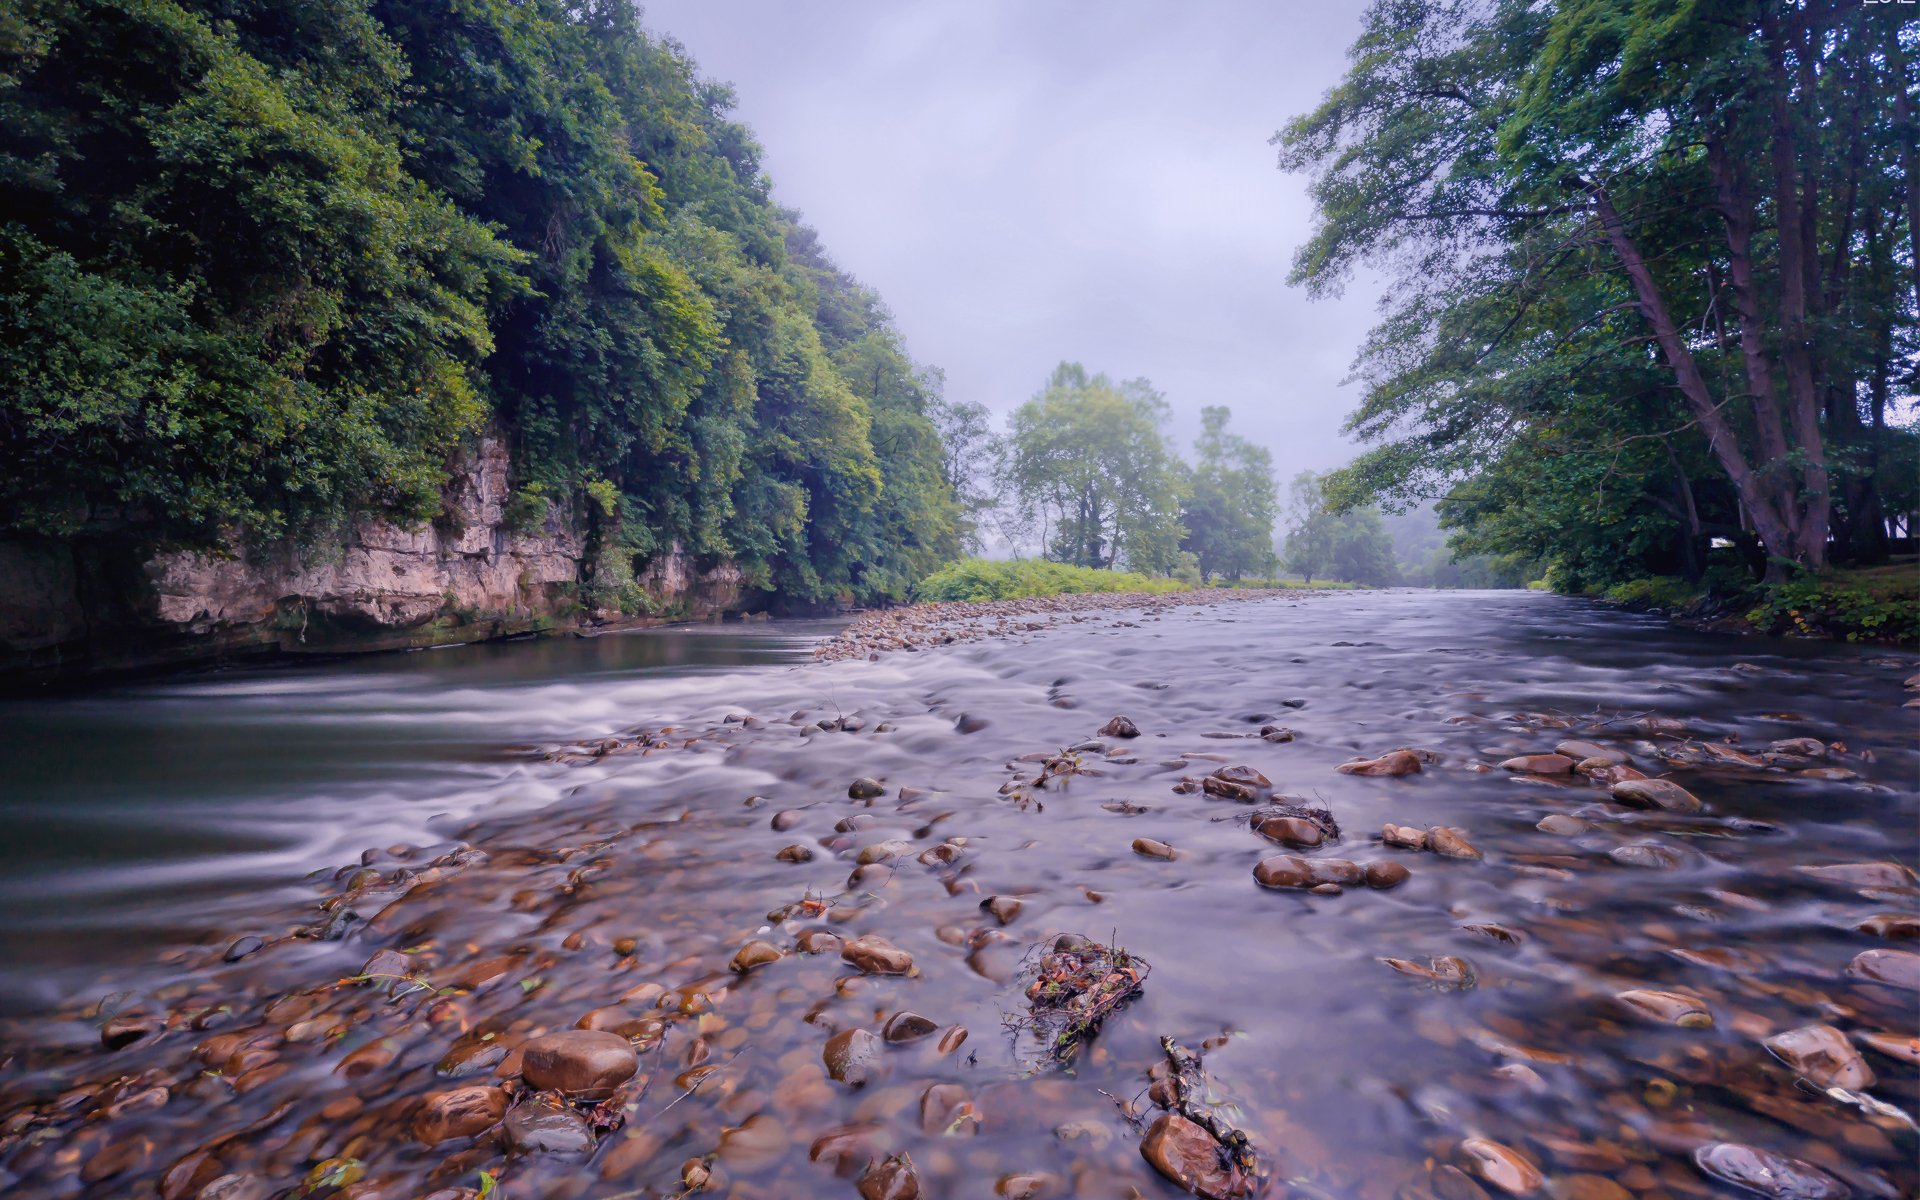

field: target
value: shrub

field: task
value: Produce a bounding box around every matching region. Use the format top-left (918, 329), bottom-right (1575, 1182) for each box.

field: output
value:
top-left (1744, 568), bottom-right (1919, 644)
top-left (1602, 576), bottom-right (1702, 610)
top-left (913, 559), bottom-right (1190, 603)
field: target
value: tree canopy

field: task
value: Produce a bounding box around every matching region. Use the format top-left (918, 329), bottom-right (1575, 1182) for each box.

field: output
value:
top-left (0, 0), bottom-right (963, 605)
top-left (1279, 0), bottom-right (1918, 585)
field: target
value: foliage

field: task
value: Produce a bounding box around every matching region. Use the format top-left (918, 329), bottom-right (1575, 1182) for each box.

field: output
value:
top-left (1602, 576), bottom-right (1703, 612)
top-left (1179, 406), bottom-right (1278, 583)
top-left (913, 558), bottom-right (1189, 603)
top-left (1004, 364), bottom-right (1188, 573)
top-left (1743, 567), bottom-right (1920, 645)
top-left (1279, 0), bottom-right (1918, 585)
top-left (0, 0), bottom-right (964, 605)
top-left (1282, 471), bottom-right (1398, 585)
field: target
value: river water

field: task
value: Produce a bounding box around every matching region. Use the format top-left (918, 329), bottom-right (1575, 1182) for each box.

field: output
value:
top-left (0, 590), bottom-right (1913, 1200)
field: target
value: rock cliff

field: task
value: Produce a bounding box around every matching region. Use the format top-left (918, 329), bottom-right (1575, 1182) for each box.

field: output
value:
top-left (0, 439), bottom-right (752, 680)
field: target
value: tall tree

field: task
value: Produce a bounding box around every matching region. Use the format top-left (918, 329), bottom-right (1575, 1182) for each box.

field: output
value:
top-left (1005, 363), bottom-right (1187, 572)
top-left (1279, 0), bottom-right (1917, 580)
top-left (1180, 406), bottom-right (1278, 583)
top-left (1283, 471), bottom-right (1397, 586)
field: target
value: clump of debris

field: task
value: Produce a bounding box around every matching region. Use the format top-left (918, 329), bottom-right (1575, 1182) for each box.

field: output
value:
top-left (1138, 1036), bottom-right (1268, 1199)
top-left (1007, 933), bottom-right (1148, 1071)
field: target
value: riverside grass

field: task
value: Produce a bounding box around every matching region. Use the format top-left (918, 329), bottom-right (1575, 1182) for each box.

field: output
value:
top-left (913, 559), bottom-right (1189, 602)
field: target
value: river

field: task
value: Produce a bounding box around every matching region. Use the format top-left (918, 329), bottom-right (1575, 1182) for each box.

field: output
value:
top-left (0, 590), bottom-right (1913, 1200)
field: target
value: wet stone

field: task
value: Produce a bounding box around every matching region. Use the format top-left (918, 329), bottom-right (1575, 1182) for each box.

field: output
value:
top-left (1846, 948), bottom-right (1920, 990)
top-left (1338, 749), bottom-right (1423, 776)
top-left (1253, 855), bottom-right (1314, 889)
top-left (1763, 1024), bottom-right (1875, 1090)
top-left (1140, 1113), bottom-right (1238, 1200)
top-left (1854, 913), bottom-right (1920, 939)
top-left (1254, 815), bottom-right (1323, 848)
top-left (882, 1011), bottom-right (938, 1043)
top-left (1556, 740), bottom-right (1626, 763)
top-left (919, 1081), bottom-right (978, 1134)
top-left (1610, 778), bottom-right (1703, 812)
top-left (1428, 826), bottom-right (1483, 860)
top-left (222, 935), bottom-right (264, 962)
top-left (796, 929), bottom-right (842, 955)
top-left (858, 1153), bottom-right (922, 1200)
top-left (1460, 1137), bottom-right (1544, 1196)
top-left (1856, 1031), bottom-right (1920, 1065)
top-left (1615, 988), bottom-right (1713, 1028)
top-left (823, 1028), bottom-right (883, 1086)
top-left (1536, 814), bottom-right (1589, 836)
top-left (983, 895), bottom-right (1025, 924)
top-left (771, 809), bottom-right (804, 831)
top-left (1133, 837), bottom-right (1177, 860)
top-left (1692, 1143), bottom-right (1851, 1200)
top-left (1799, 862), bottom-right (1917, 890)
top-left (848, 777), bottom-right (886, 799)
top-left (1099, 715), bottom-right (1141, 738)
top-left (731, 939), bottom-right (784, 972)
top-left (1500, 754), bottom-right (1575, 775)
top-left (1365, 860), bottom-right (1411, 889)
top-left (503, 1102), bottom-right (595, 1154)
top-left (1382, 823), bottom-right (1428, 850)
top-left (842, 933), bottom-right (914, 975)
top-left (518, 1030), bottom-right (638, 1099)
top-left (411, 1086), bottom-right (507, 1145)
top-left (1610, 841), bottom-right (1688, 869)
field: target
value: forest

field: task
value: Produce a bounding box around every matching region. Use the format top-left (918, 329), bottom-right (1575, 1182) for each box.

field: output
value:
top-left (1, 0), bottom-right (1913, 633)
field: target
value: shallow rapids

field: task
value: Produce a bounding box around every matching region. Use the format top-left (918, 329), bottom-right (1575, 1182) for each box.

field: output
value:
top-left (0, 590), bottom-right (1914, 1200)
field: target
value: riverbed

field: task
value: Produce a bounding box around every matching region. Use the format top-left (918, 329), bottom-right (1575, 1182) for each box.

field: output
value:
top-left (0, 590), bottom-right (1913, 1200)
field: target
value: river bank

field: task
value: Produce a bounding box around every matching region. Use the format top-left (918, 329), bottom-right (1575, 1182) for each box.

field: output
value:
top-left (0, 591), bottom-right (1913, 1200)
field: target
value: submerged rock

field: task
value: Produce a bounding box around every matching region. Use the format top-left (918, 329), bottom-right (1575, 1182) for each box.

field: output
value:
top-left (730, 939), bottom-right (784, 972)
top-left (1099, 715), bottom-right (1141, 738)
top-left (1610, 778), bottom-right (1703, 812)
top-left (1427, 826), bottom-right (1483, 860)
top-left (411, 1086), bottom-right (507, 1145)
top-left (842, 934), bottom-right (914, 975)
top-left (858, 1152), bottom-right (922, 1200)
top-left (518, 1030), bottom-right (637, 1099)
top-left (503, 1102), bottom-right (595, 1154)
top-left (1253, 815), bottom-right (1322, 848)
top-left (1763, 1024), bottom-right (1874, 1090)
top-left (1459, 1137), bottom-right (1543, 1195)
top-left (1133, 837), bottom-right (1177, 860)
top-left (848, 777), bottom-right (886, 799)
top-left (1338, 749), bottom-right (1423, 776)
top-left (1499, 754), bottom-right (1574, 775)
top-left (1615, 988), bottom-right (1712, 1028)
top-left (823, 1028), bottom-right (883, 1086)
top-left (1799, 862), bottom-right (1917, 890)
top-left (1846, 948), bottom-right (1920, 990)
top-left (1140, 1113), bottom-right (1239, 1199)
top-left (1692, 1143), bottom-right (1850, 1200)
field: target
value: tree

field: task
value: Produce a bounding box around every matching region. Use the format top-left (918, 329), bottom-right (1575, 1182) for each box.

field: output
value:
top-left (1278, 0), bottom-right (1918, 581)
top-left (1005, 363), bottom-right (1187, 573)
top-left (1283, 471), bottom-right (1397, 585)
top-left (925, 380), bottom-right (1003, 554)
top-left (1180, 406), bottom-right (1278, 583)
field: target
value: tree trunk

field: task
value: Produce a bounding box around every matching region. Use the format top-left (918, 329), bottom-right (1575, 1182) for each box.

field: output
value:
top-left (1577, 176), bottom-right (1804, 577)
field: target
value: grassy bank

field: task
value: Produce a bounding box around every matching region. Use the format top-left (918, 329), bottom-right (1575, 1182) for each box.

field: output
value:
top-left (1599, 564), bottom-right (1919, 645)
top-left (913, 559), bottom-right (1190, 602)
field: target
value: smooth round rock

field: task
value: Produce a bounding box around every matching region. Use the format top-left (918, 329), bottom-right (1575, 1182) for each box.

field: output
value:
top-left (1610, 778), bottom-right (1702, 812)
top-left (1254, 815), bottom-right (1323, 848)
top-left (1140, 1113), bottom-right (1237, 1200)
top-left (1846, 948), bottom-right (1920, 990)
top-left (824, 1028), bottom-right (883, 1086)
top-left (1764, 1023), bottom-right (1874, 1090)
top-left (1615, 988), bottom-right (1712, 1028)
top-left (1365, 860), bottom-right (1411, 889)
top-left (842, 934), bottom-right (914, 975)
top-left (1253, 855), bottom-right (1314, 889)
top-left (411, 1086), bottom-right (507, 1145)
top-left (848, 777), bottom-right (886, 799)
top-left (731, 939), bottom-right (784, 973)
top-left (504, 1103), bottom-right (595, 1154)
top-left (1692, 1143), bottom-right (1850, 1200)
top-left (1499, 754), bottom-right (1574, 775)
top-left (1459, 1137), bottom-right (1543, 1195)
top-left (518, 1030), bottom-right (638, 1099)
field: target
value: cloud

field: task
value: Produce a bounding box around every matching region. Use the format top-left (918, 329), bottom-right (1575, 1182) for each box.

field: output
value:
top-left (639, 0), bottom-right (1381, 482)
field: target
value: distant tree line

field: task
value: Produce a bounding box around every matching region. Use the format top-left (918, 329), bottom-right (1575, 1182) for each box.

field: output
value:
top-left (1279, 0), bottom-right (1918, 591)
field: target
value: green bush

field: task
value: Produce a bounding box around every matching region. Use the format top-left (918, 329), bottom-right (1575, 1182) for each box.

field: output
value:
top-left (1744, 568), bottom-right (1919, 644)
top-left (1602, 576), bottom-right (1702, 610)
top-left (913, 559), bottom-right (1190, 603)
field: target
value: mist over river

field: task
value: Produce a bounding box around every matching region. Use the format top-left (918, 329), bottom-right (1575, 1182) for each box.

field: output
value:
top-left (0, 590), bottom-right (1914, 1200)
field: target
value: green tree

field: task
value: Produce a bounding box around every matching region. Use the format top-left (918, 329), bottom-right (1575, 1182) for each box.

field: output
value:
top-left (1006, 364), bottom-right (1187, 573)
top-left (1179, 406), bottom-right (1278, 583)
top-left (1284, 471), bottom-right (1396, 585)
top-left (1278, 0), bottom-right (1917, 580)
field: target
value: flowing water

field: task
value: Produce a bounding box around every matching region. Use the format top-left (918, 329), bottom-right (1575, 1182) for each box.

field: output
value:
top-left (0, 590), bottom-right (1914, 1200)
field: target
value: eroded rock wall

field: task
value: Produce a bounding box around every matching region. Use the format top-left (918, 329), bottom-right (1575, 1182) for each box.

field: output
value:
top-left (0, 439), bottom-right (751, 680)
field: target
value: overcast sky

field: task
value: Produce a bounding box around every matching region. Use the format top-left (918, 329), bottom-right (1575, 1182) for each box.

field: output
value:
top-left (637, 1), bottom-right (1380, 484)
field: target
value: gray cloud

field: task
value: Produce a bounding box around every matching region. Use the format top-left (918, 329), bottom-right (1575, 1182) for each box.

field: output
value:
top-left (639, 0), bottom-right (1381, 483)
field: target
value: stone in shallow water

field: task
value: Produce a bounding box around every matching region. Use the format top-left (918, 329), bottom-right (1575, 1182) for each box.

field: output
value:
top-left (1133, 837), bottom-right (1177, 860)
top-left (858, 1152), bottom-right (921, 1200)
top-left (1500, 754), bottom-right (1574, 774)
top-left (411, 1085), bottom-right (507, 1145)
top-left (730, 939), bottom-right (783, 972)
top-left (1846, 948), bottom-right (1920, 990)
top-left (503, 1102), bottom-right (595, 1154)
top-left (1365, 860), bottom-right (1411, 889)
top-left (1763, 1023), bottom-right (1874, 1090)
top-left (1557, 739), bottom-right (1626, 763)
top-left (823, 1028), bottom-right (883, 1086)
top-left (518, 1030), bottom-right (637, 1099)
top-left (1799, 861), bottom-right (1917, 890)
top-left (1382, 823), bottom-right (1428, 850)
top-left (1691, 1142), bottom-right (1851, 1200)
top-left (1253, 815), bottom-right (1322, 848)
top-left (1609, 841), bottom-right (1687, 869)
top-left (1427, 826), bottom-right (1483, 860)
top-left (1536, 814), bottom-right (1589, 836)
top-left (1099, 715), bottom-right (1140, 738)
top-left (1459, 1137), bottom-right (1543, 1195)
top-left (1853, 912), bottom-right (1920, 939)
top-left (1609, 778), bottom-right (1702, 812)
top-left (882, 1011), bottom-right (937, 1043)
top-left (1856, 1030), bottom-right (1920, 1065)
top-left (842, 933), bottom-right (914, 974)
top-left (1338, 749), bottom-right (1423, 776)
top-left (1140, 1113), bottom-right (1238, 1199)
top-left (1615, 988), bottom-right (1712, 1028)
top-left (848, 777), bottom-right (886, 799)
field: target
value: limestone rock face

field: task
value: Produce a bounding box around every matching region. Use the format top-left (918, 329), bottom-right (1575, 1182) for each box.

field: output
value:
top-left (1, 437), bottom-right (753, 676)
